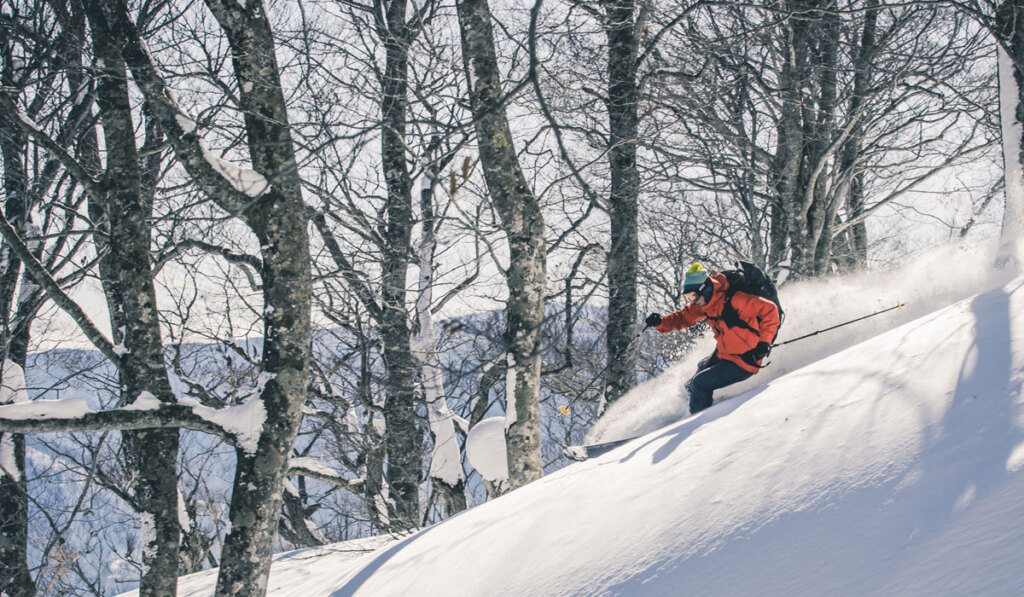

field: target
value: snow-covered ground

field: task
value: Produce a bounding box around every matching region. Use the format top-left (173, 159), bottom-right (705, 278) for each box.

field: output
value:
top-left (130, 268), bottom-right (1024, 596)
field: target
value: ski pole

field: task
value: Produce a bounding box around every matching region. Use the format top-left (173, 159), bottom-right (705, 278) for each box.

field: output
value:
top-left (772, 301), bottom-right (906, 348)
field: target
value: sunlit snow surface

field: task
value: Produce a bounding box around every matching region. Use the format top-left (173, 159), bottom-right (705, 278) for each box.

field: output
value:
top-left (135, 274), bottom-right (1024, 597)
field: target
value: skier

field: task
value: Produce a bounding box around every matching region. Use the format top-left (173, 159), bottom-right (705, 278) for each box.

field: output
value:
top-left (645, 264), bottom-right (781, 415)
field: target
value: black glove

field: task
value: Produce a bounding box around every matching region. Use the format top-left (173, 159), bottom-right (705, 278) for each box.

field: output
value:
top-left (645, 312), bottom-right (662, 328)
top-left (741, 341), bottom-right (772, 366)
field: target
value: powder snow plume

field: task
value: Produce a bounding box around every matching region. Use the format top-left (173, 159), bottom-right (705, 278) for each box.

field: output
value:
top-left (588, 240), bottom-right (1020, 443)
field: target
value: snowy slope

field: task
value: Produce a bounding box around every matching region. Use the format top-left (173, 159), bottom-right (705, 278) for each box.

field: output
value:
top-left (141, 277), bottom-right (1024, 597)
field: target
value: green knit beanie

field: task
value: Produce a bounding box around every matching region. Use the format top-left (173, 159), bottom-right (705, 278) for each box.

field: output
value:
top-left (683, 263), bottom-right (709, 293)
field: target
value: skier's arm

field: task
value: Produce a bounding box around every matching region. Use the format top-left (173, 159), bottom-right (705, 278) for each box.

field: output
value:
top-left (654, 305), bottom-right (705, 333)
top-left (752, 296), bottom-right (780, 343)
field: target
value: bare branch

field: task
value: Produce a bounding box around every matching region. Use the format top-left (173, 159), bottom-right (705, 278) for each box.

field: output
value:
top-left (0, 213), bottom-right (120, 366)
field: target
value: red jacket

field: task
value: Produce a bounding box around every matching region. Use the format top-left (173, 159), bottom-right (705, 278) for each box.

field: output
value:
top-left (654, 273), bottom-right (780, 374)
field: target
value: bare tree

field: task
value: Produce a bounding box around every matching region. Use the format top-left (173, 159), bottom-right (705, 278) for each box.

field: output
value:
top-left (641, 0), bottom-right (994, 281)
top-left (0, 0), bottom-right (318, 592)
top-left (457, 0), bottom-right (547, 488)
top-left (602, 0), bottom-right (641, 405)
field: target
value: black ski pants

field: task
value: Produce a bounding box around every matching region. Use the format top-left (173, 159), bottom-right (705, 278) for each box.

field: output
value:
top-left (687, 353), bottom-right (753, 414)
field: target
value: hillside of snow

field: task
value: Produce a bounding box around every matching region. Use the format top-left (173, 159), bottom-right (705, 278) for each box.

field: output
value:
top-left (590, 242), bottom-right (1018, 445)
top-left (136, 271), bottom-right (1024, 597)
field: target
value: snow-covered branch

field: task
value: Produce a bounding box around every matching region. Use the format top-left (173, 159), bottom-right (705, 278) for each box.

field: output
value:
top-left (287, 457), bottom-right (362, 490)
top-left (83, 1), bottom-right (264, 217)
top-left (0, 397), bottom-right (267, 454)
top-left (0, 401), bottom-right (224, 438)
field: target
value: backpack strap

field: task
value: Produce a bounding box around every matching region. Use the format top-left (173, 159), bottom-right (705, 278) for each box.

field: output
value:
top-left (706, 289), bottom-right (757, 334)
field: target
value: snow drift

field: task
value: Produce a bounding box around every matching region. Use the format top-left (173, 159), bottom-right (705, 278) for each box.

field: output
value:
top-left (134, 274), bottom-right (1024, 597)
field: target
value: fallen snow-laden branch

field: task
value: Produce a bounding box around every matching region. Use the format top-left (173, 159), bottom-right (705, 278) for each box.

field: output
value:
top-left (288, 456), bottom-right (362, 490)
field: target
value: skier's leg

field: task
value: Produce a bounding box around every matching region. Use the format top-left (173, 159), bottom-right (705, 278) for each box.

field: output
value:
top-left (687, 360), bottom-right (753, 414)
top-left (695, 351), bottom-right (718, 372)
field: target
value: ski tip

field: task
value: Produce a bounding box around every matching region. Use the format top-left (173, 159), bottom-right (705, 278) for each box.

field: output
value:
top-left (563, 445), bottom-right (588, 462)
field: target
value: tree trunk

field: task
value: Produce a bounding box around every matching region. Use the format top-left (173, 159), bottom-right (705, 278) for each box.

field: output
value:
top-left (378, 0), bottom-right (422, 530)
top-left (278, 481), bottom-right (326, 548)
top-left (457, 0), bottom-right (547, 489)
top-left (204, 3), bottom-right (312, 593)
top-left (603, 0), bottom-right (640, 406)
top-left (808, 3), bottom-right (840, 276)
top-left (0, 361), bottom-right (32, 597)
top-left (774, 0), bottom-right (813, 280)
top-left (90, 1), bottom-right (313, 593)
top-left (997, 0), bottom-right (1024, 269)
top-left (416, 155), bottom-right (467, 518)
top-left (836, 0), bottom-right (876, 272)
top-left (0, 55), bottom-right (35, 597)
top-left (85, 15), bottom-right (181, 594)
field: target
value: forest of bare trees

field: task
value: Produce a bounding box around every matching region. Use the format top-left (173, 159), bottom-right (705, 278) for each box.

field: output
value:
top-left (0, 0), bottom-right (1018, 595)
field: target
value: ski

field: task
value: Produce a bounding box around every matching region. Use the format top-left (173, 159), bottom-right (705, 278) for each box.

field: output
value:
top-left (563, 436), bottom-right (638, 462)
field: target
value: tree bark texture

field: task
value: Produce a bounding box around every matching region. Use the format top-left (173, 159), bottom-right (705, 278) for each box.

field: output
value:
top-left (202, 3), bottom-right (312, 594)
top-left (457, 0), bottom-right (547, 488)
top-left (773, 0), bottom-right (811, 277)
top-left (603, 0), bottom-right (640, 405)
top-left (83, 13), bottom-right (181, 594)
top-left (836, 0), bottom-right (876, 271)
top-left (0, 48), bottom-right (35, 597)
top-left (808, 6), bottom-right (841, 277)
top-left (0, 431), bottom-right (31, 597)
top-left (378, 0), bottom-right (422, 530)
top-left (777, 0), bottom-right (818, 281)
top-left (0, 363), bottom-right (32, 597)
top-left (997, 0), bottom-right (1024, 266)
top-left (87, 1), bottom-right (313, 594)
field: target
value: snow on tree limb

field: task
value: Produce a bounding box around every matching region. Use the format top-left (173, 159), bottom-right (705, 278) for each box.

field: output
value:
top-left (287, 457), bottom-right (361, 489)
top-left (83, 0), bottom-right (259, 217)
top-left (998, 45), bottom-right (1024, 268)
top-left (0, 402), bottom-right (221, 436)
top-left (0, 360), bottom-right (30, 481)
top-left (0, 398), bottom-right (268, 453)
top-left (180, 397), bottom-right (266, 455)
top-left (200, 140), bottom-right (271, 199)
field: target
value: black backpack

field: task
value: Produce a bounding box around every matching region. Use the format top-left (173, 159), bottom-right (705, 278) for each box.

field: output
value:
top-left (707, 260), bottom-right (784, 342)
